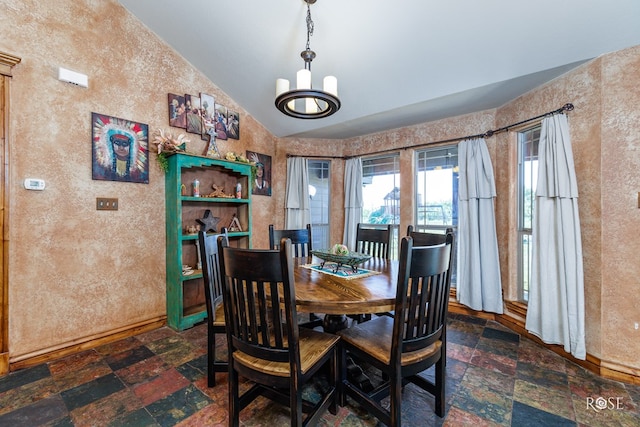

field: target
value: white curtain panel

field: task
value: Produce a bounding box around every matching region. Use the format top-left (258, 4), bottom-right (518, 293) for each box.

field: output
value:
top-left (457, 138), bottom-right (504, 314)
top-left (525, 114), bottom-right (586, 360)
top-left (284, 157), bottom-right (310, 229)
top-left (343, 158), bottom-right (363, 250)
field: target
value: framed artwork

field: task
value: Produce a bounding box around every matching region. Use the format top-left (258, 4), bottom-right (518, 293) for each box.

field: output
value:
top-left (200, 92), bottom-right (216, 140)
top-left (167, 93), bottom-right (186, 128)
top-left (227, 110), bottom-right (240, 140)
top-left (92, 112), bottom-right (149, 183)
top-left (246, 151), bottom-right (271, 196)
top-left (185, 94), bottom-right (203, 135)
top-left (214, 103), bottom-right (228, 140)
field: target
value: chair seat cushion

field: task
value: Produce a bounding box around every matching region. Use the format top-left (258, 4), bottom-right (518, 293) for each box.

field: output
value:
top-left (337, 315), bottom-right (441, 366)
top-left (233, 328), bottom-right (339, 377)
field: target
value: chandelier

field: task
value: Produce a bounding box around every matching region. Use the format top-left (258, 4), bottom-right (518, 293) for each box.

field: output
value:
top-left (275, 0), bottom-right (340, 119)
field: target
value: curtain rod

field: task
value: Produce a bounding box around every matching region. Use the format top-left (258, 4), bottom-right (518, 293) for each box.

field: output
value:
top-left (287, 103), bottom-right (574, 160)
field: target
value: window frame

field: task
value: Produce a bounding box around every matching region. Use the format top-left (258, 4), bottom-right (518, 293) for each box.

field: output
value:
top-left (516, 125), bottom-right (541, 302)
top-left (307, 159), bottom-right (331, 250)
top-left (414, 145), bottom-right (458, 286)
top-left (361, 153), bottom-right (401, 259)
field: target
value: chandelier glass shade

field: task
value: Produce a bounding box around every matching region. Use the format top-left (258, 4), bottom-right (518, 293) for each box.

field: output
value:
top-left (275, 0), bottom-right (340, 119)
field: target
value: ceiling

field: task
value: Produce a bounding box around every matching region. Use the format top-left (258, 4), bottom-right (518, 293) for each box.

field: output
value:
top-left (118, 0), bottom-right (640, 140)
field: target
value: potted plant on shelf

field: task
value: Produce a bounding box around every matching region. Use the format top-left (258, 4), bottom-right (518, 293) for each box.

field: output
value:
top-left (152, 128), bottom-right (189, 172)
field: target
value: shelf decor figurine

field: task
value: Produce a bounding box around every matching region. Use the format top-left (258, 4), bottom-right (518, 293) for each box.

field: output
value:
top-left (204, 184), bottom-right (234, 199)
top-left (204, 126), bottom-right (221, 158)
top-left (196, 209), bottom-right (221, 233)
top-left (185, 224), bottom-right (199, 235)
top-left (228, 213), bottom-right (242, 232)
top-left (192, 179), bottom-right (200, 197)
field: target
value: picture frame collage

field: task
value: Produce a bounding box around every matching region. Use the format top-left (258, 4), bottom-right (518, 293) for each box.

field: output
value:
top-left (168, 92), bottom-right (239, 157)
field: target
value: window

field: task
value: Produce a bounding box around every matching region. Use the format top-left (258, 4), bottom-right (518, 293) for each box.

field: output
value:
top-left (415, 146), bottom-right (458, 286)
top-left (517, 126), bottom-right (541, 302)
top-left (361, 154), bottom-right (400, 258)
top-left (308, 160), bottom-right (330, 250)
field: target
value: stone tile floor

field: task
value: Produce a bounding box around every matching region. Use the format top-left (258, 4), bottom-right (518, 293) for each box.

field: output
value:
top-left (0, 314), bottom-right (639, 426)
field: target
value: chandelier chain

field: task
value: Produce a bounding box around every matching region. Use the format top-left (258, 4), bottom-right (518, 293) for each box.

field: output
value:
top-left (305, 3), bottom-right (314, 51)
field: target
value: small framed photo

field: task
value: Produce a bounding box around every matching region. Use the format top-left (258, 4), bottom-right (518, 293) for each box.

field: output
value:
top-left (168, 93), bottom-right (186, 128)
top-left (91, 112), bottom-right (149, 183)
top-left (214, 103), bottom-right (228, 140)
top-left (227, 110), bottom-right (240, 140)
top-left (246, 151), bottom-right (271, 196)
top-left (185, 94), bottom-right (203, 135)
top-left (200, 93), bottom-right (216, 139)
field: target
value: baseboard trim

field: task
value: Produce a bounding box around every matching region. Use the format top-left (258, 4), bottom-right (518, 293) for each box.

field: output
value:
top-left (601, 360), bottom-right (640, 385)
top-left (0, 352), bottom-right (8, 375)
top-left (448, 299), bottom-right (640, 385)
top-left (8, 316), bottom-right (166, 372)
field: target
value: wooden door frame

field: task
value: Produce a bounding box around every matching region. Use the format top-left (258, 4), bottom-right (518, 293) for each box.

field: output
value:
top-left (0, 51), bottom-right (21, 375)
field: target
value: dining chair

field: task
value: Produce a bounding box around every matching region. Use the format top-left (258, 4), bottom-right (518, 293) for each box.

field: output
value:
top-left (198, 228), bottom-right (229, 387)
top-left (406, 225), bottom-right (455, 315)
top-left (406, 225), bottom-right (455, 323)
top-left (218, 237), bottom-right (340, 426)
top-left (337, 232), bottom-right (454, 426)
top-left (269, 224), bottom-right (313, 257)
top-left (352, 223), bottom-right (392, 323)
top-left (269, 224), bottom-right (323, 329)
top-left (378, 226), bottom-right (454, 321)
top-left (406, 225), bottom-right (453, 246)
top-left (355, 223), bottom-right (392, 259)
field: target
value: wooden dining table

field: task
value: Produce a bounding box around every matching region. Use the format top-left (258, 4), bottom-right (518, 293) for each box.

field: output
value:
top-left (292, 255), bottom-right (398, 390)
top-left (293, 256), bottom-right (399, 332)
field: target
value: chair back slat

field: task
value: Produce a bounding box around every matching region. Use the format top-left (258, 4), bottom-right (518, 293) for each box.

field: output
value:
top-left (393, 233), bottom-right (453, 358)
top-left (269, 224), bottom-right (313, 257)
top-left (219, 238), bottom-right (300, 366)
top-left (355, 223), bottom-right (391, 259)
top-left (199, 229), bottom-right (229, 322)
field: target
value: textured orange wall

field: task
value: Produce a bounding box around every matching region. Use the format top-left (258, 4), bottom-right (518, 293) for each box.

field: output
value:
top-left (0, 0), bottom-right (276, 360)
top-left (599, 45), bottom-right (640, 370)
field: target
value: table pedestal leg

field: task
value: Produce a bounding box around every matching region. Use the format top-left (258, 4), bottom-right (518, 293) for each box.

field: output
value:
top-left (322, 314), bottom-right (374, 392)
top-left (322, 314), bottom-right (349, 334)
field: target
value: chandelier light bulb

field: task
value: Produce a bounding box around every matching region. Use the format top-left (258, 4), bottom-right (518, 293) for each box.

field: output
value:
top-left (323, 76), bottom-right (337, 97)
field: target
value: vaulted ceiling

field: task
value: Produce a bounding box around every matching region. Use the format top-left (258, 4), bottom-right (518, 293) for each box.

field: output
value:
top-left (119, 0), bottom-right (640, 139)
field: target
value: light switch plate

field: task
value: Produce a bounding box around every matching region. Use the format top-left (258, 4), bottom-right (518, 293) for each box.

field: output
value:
top-left (96, 198), bottom-right (118, 211)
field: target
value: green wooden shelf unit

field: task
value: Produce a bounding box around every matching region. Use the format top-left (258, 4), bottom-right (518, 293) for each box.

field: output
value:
top-left (165, 153), bottom-right (252, 331)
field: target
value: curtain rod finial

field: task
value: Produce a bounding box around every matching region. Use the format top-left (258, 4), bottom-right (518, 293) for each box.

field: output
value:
top-left (563, 103), bottom-right (574, 112)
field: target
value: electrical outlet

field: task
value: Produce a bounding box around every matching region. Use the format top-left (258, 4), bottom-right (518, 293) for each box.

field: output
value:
top-left (96, 197), bottom-right (118, 211)
top-left (635, 322), bottom-right (639, 330)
